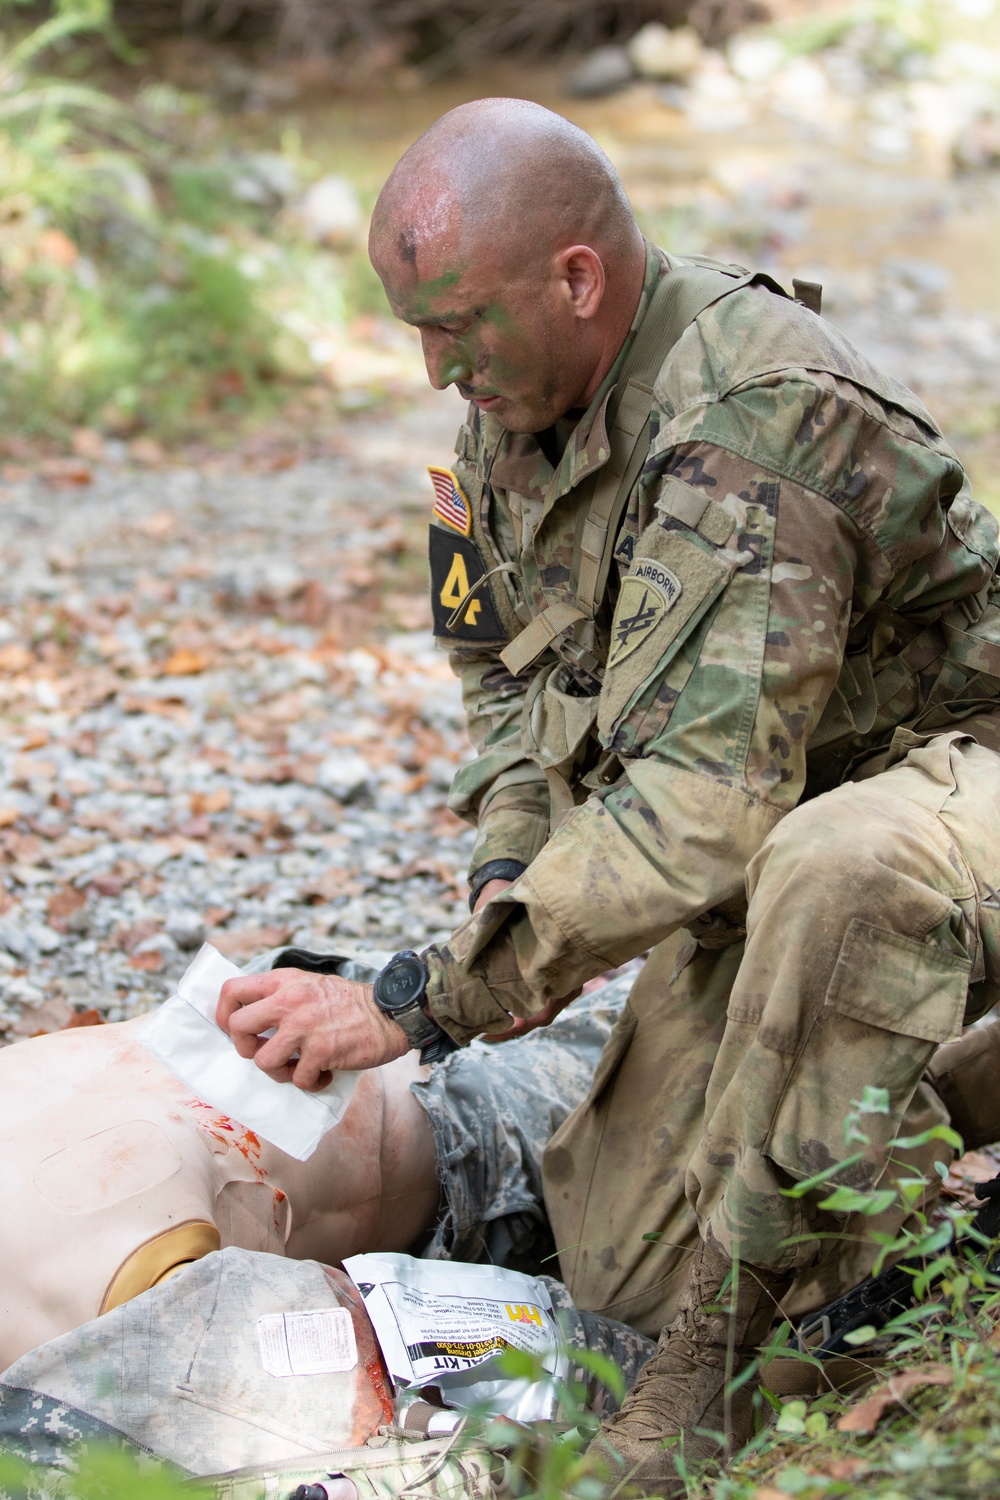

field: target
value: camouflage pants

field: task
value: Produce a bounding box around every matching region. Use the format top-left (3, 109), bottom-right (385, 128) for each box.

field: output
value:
top-left (544, 731), bottom-right (1000, 1336)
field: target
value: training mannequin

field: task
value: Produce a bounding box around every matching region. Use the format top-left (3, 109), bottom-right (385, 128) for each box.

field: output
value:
top-left (0, 1015), bottom-right (440, 1370)
top-left (0, 977), bottom-right (625, 1371)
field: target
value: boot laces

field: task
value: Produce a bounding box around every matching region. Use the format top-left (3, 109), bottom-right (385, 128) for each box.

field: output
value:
top-left (605, 1302), bottom-right (730, 1441)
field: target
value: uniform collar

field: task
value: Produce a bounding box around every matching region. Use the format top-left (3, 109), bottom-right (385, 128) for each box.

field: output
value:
top-left (484, 240), bottom-right (667, 509)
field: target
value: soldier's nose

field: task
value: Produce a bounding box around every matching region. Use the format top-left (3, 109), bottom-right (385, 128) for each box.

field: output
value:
top-left (420, 332), bottom-right (471, 391)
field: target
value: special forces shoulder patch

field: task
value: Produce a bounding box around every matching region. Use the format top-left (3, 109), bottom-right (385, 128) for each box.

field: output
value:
top-left (607, 557), bottom-right (682, 668)
top-left (428, 466), bottom-right (472, 537)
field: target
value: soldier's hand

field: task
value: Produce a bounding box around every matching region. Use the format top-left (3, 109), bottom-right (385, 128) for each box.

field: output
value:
top-left (216, 969), bottom-right (409, 1090)
top-left (482, 989), bottom-right (581, 1044)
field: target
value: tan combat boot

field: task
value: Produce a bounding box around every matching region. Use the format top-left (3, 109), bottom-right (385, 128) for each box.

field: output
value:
top-left (588, 1235), bottom-right (791, 1497)
top-left (926, 1017), bottom-right (1000, 1151)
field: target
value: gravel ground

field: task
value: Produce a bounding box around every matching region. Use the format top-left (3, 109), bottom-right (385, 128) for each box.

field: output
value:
top-left (1, 260), bottom-right (998, 1046)
top-left (0, 387), bottom-right (474, 1039)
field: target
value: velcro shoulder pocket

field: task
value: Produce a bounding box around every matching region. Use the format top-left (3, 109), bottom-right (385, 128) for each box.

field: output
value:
top-left (598, 514), bottom-right (736, 739)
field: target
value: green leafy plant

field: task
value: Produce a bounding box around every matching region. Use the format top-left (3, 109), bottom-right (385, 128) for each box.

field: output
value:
top-left (0, 1444), bottom-right (209, 1500)
top-left (0, 0), bottom-right (318, 442)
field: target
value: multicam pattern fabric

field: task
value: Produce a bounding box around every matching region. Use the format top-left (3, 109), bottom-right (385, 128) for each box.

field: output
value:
top-left (207, 1435), bottom-right (508, 1500)
top-left (420, 240), bottom-right (1000, 1042)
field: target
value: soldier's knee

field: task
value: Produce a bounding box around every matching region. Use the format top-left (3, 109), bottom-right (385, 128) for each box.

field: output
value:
top-left (747, 794), bottom-right (912, 928)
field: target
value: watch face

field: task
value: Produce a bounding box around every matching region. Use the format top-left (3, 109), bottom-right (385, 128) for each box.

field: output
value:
top-left (378, 955), bottom-right (426, 1012)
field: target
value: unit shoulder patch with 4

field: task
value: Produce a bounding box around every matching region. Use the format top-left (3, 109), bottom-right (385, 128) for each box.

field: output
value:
top-left (428, 525), bottom-right (504, 641)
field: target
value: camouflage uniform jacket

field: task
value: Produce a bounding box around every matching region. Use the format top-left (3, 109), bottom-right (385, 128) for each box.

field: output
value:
top-left (421, 241), bottom-right (1000, 1042)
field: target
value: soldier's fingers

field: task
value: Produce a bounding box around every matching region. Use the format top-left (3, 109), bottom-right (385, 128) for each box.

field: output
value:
top-left (217, 973), bottom-right (280, 1032)
top-left (482, 1015), bottom-right (533, 1044)
top-left (251, 1025), bottom-right (308, 1075)
top-left (291, 1053), bottom-right (334, 1092)
top-left (227, 999), bottom-right (289, 1060)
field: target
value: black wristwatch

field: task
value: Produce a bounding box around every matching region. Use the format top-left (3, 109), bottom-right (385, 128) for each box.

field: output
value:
top-left (373, 950), bottom-right (459, 1065)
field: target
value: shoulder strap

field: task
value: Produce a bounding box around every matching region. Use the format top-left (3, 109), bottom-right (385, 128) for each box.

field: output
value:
top-left (500, 261), bottom-right (782, 680)
top-left (574, 260), bottom-right (759, 619)
top-left (500, 262), bottom-right (762, 680)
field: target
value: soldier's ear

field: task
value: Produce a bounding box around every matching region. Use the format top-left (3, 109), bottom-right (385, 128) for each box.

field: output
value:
top-left (555, 245), bottom-right (605, 321)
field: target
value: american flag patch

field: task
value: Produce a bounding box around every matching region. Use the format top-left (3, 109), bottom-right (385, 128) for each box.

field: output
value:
top-left (428, 466), bottom-right (472, 537)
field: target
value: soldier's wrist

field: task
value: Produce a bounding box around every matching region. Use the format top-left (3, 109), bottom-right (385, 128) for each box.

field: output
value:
top-left (468, 859), bottom-right (527, 912)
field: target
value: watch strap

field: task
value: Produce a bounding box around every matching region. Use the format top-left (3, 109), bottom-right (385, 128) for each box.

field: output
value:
top-left (374, 951), bottom-right (459, 1061)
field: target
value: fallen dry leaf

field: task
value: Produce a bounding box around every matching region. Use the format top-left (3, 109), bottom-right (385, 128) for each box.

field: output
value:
top-left (129, 437), bottom-right (166, 467)
top-left (177, 815), bottom-right (211, 840)
top-left (37, 228), bottom-right (77, 267)
top-left (64, 1008), bottom-right (105, 1029)
top-left (836, 1365), bottom-right (953, 1434)
top-left (300, 868), bottom-right (359, 903)
top-left (428, 804), bottom-right (468, 838)
top-left (210, 925), bottom-right (292, 961)
top-left (47, 883), bottom-right (87, 926)
top-left (191, 787), bottom-right (232, 815)
top-left (825, 1458), bottom-right (869, 1480)
top-left (941, 1148), bottom-right (1000, 1208)
top-left (162, 648), bottom-right (209, 676)
top-left (0, 644), bottom-right (34, 675)
top-left (138, 509), bottom-right (177, 539)
top-left (12, 756), bottom-right (56, 784)
top-left (202, 904), bottom-right (235, 928)
top-left (39, 457), bottom-right (93, 487)
top-left (129, 950), bottom-right (165, 973)
top-left (117, 918), bottom-right (162, 954)
top-left (12, 997), bottom-right (73, 1035)
top-left (120, 694), bottom-right (191, 721)
top-left (71, 428), bottom-right (106, 461)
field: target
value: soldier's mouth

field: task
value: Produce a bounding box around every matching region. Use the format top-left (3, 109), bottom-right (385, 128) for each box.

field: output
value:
top-left (457, 383), bottom-right (503, 410)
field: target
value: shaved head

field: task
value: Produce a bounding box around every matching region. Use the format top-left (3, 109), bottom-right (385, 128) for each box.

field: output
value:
top-left (371, 97), bottom-right (639, 280)
top-left (369, 99), bottom-right (647, 432)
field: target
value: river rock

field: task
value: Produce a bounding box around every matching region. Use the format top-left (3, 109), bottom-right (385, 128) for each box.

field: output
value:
top-left (295, 176), bottom-right (364, 248)
top-left (227, 152), bottom-right (302, 208)
top-left (953, 112), bottom-right (1000, 172)
top-left (316, 750), bottom-right (372, 802)
top-left (563, 46), bottom-right (635, 99)
top-left (165, 911), bottom-right (207, 951)
top-left (627, 24), bottom-right (704, 82)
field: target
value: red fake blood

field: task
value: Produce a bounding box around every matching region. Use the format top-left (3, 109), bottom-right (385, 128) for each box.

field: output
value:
top-left (181, 1099), bottom-right (266, 1183)
top-left (322, 1266), bottom-right (395, 1434)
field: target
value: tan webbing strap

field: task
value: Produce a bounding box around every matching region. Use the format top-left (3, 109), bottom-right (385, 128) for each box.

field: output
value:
top-left (500, 599), bottom-right (588, 676)
top-left (574, 261), bottom-right (758, 620)
top-left (575, 378), bottom-right (653, 615)
top-left (501, 259), bottom-right (766, 679)
top-left (943, 620), bottom-right (1000, 679)
top-left (657, 475), bottom-right (736, 546)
